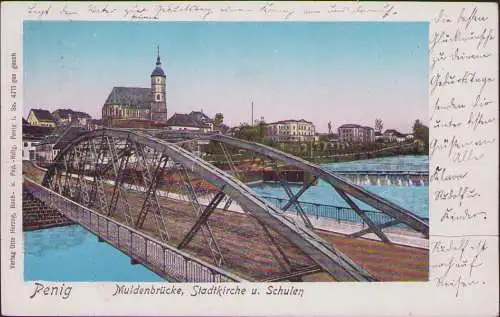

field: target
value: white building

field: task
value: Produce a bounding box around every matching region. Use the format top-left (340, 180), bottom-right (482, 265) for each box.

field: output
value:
top-left (383, 129), bottom-right (409, 143)
top-left (22, 124), bottom-right (54, 161)
top-left (266, 119), bottom-right (316, 142)
top-left (338, 124), bottom-right (375, 143)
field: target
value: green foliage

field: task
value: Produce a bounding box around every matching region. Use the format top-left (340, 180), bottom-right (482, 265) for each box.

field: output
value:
top-left (234, 121), bottom-right (267, 143)
top-left (234, 123), bottom-right (261, 142)
top-left (412, 119), bottom-right (429, 153)
top-left (318, 134), bottom-right (330, 142)
top-left (214, 113), bottom-right (224, 125)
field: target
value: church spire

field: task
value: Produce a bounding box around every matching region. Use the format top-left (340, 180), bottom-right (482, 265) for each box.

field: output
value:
top-left (151, 45), bottom-right (166, 78)
top-left (156, 45), bottom-right (161, 66)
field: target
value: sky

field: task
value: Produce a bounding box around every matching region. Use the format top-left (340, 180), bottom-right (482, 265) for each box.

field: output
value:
top-left (24, 21), bottom-right (428, 133)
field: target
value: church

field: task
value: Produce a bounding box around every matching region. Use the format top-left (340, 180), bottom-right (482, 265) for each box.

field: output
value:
top-left (102, 48), bottom-right (168, 127)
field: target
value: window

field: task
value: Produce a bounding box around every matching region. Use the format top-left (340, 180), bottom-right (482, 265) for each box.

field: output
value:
top-left (24, 142), bottom-right (28, 147)
top-left (156, 94), bottom-right (161, 101)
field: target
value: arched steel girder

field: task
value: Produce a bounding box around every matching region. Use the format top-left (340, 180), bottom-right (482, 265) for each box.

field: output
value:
top-left (201, 134), bottom-right (429, 238)
top-left (43, 128), bottom-right (375, 282)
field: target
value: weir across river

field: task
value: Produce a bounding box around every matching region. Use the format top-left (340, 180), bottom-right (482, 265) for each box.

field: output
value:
top-left (23, 128), bottom-right (429, 282)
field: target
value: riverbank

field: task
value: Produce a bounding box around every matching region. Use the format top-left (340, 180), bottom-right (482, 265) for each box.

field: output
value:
top-left (207, 141), bottom-right (427, 166)
top-left (307, 146), bottom-right (427, 164)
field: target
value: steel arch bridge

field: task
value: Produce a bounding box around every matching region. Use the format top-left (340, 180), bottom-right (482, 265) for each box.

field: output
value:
top-left (40, 128), bottom-right (428, 282)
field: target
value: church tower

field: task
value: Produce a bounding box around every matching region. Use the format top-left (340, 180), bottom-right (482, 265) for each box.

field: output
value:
top-left (150, 46), bottom-right (167, 121)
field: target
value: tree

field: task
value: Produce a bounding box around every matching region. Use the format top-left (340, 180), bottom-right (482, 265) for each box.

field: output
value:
top-left (413, 119), bottom-right (428, 140)
top-left (234, 122), bottom-right (265, 143)
top-left (214, 113), bottom-right (224, 126)
top-left (412, 119), bottom-right (429, 153)
top-left (328, 121), bottom-right (332, 135)
top-left (413, 119), bottom-right (424, 132)
top-left (375, 118), bottom-right (383, 133)
top-left (257, 120), bottom-right (267, 140)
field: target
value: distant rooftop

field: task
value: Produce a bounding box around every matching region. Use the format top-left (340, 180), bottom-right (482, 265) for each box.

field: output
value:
top-left (166, 113), bottom-right (208, 128)
top-left (268, 119), bottom-right (314, 125)
top-left (384, 129), bottom-right (405, 137)
top-left (53, 108), bottom-right (91, 119)
top-left (338, 124), bottom-right (373, 130)
top-left (189, 111), bottom-right (213, 123)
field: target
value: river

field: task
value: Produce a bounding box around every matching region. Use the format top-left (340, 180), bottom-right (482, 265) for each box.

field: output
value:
top-left (252, 155), bottom-right (429, 218)
top-left (24, 225), bottom-right (163, 282)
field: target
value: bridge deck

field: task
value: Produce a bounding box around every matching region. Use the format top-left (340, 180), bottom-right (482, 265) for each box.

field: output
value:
top-left (24, 163), bottom-right (428, 282)
top-left (113, 189), bottom-right (428, 282)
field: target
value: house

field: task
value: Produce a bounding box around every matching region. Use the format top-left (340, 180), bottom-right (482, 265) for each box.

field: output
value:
top-left (338, 124), bottom-right (375, 143)
top-left (35, 125), bottom-right (86, 163)
top-left (27, 109), bottom-right (56, 127)
top-left (405, 134), bottom-right (415, 141)
top-left (266, 119), bottom-right (316, 142)
top-left (22, 124), bottom-right (54, 161)
top-left (383, 129), bottom-right (406, 143)
top-left (52, 109), bottom-right (91, 126)
top-left (187, 111), bottom-right (215, 131)
top-left (165, 113), bottom-right (211, 132)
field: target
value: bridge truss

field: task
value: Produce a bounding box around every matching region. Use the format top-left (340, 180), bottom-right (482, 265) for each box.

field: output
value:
top-left (42, 129), bottom-right (428, 282)
top-left (153, 131), bottom-right (429, 242)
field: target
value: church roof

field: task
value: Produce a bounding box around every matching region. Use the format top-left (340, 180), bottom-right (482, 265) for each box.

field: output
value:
top-left (105, 87), bottom-right (153, 109)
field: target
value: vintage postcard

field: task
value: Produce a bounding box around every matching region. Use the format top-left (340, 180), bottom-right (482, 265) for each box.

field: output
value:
top-left (1, 2), bottom-right (498, 316)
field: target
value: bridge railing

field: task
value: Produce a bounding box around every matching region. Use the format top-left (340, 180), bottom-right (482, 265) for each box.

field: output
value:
top-left (24, 178), bottom-right (245, 283)
top-left (261, 196), bottom-right (429, 229)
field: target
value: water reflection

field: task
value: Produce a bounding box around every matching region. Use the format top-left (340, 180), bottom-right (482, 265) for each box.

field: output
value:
top-left (25, 225), bottom-right (86, 257)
